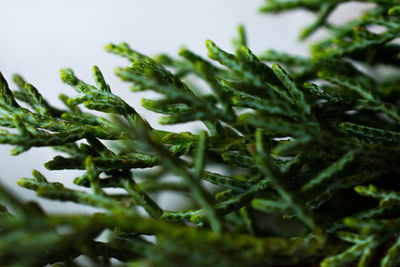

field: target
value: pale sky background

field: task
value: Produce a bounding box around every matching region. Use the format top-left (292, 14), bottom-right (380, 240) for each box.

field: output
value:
top-left (0, 0), bottom-right (370, 212)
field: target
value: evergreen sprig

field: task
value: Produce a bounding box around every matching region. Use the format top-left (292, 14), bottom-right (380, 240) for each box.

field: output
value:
top-left (1, 0), bottom-right (400, 266)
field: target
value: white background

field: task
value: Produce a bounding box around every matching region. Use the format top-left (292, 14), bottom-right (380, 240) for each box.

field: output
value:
top-left (0, 0), bottom-right (369, 212)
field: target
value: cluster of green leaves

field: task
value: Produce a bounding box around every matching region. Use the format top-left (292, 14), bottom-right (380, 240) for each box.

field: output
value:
top-left (2, 0), bottom-right (400, 266)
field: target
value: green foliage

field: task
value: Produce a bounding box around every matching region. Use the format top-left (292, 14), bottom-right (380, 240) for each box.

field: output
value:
top-left (2, 0), bottom-right (400, 266)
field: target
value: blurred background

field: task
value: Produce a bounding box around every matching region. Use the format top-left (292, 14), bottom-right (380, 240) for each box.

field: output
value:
top-left (0, 0), bottom-right (370, 212)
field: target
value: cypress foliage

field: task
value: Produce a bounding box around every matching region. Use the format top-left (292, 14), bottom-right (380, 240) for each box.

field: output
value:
top-left (2, 0), bottom-right (400, 266)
